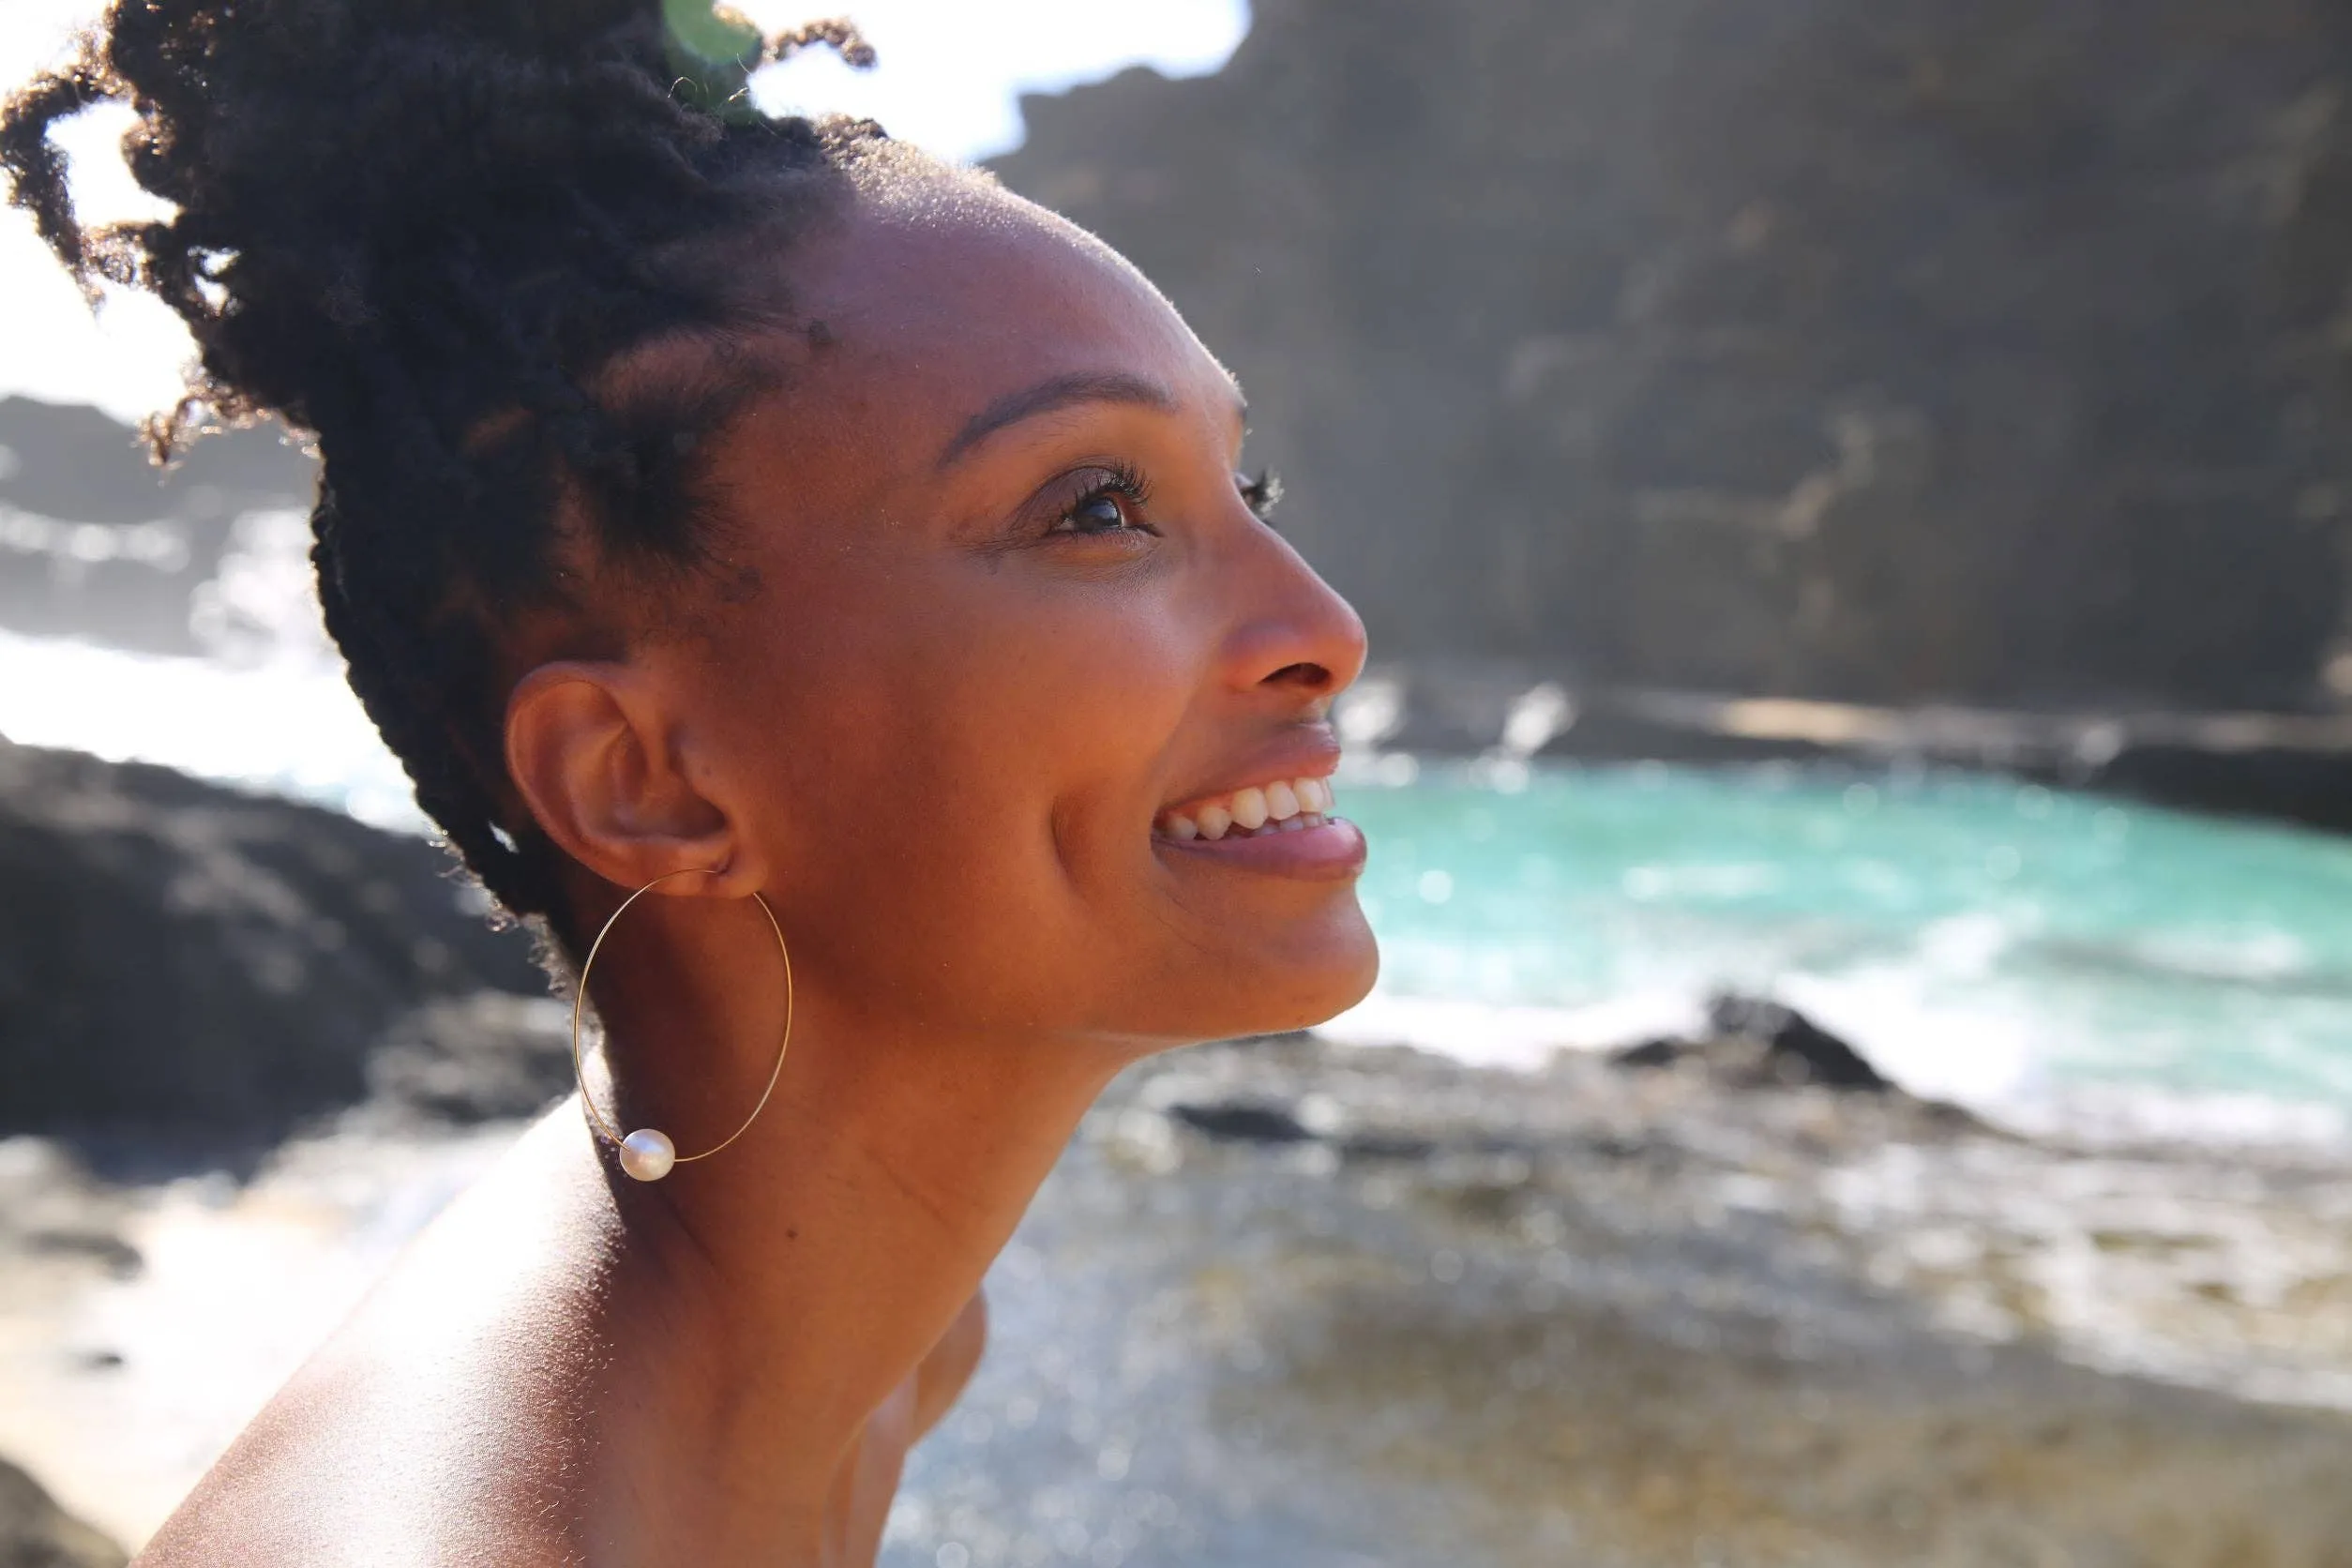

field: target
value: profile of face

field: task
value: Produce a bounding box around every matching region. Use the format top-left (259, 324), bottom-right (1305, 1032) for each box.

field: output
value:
top-left (507, 177), bottom-right (1379, 1057)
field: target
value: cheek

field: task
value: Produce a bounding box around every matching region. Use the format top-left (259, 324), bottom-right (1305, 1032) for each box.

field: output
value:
top-left (700, 553), bottom-right (1203, 1028)
top-left (696, 544), bottom-right (1375, 1044)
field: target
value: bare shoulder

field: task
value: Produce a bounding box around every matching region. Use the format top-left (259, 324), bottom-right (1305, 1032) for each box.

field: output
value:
top-left (131, 1352), bottom-right (527, 1568)
top-left (134, 1115), bottom-right (611, 1567)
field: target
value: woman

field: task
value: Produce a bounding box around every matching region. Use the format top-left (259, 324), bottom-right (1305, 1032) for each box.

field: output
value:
top-left (4, 4), bottom-right (1375, 1562)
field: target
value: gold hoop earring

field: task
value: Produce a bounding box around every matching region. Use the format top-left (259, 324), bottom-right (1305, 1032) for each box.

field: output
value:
top-left (569, 867), bottom-right (794, 1182)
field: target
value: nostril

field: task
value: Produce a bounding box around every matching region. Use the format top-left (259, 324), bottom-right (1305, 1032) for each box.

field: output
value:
top-left (1262, 661), bottom-right (1331, 690)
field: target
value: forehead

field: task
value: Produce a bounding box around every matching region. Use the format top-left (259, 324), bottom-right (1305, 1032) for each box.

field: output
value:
top-left (769, 184), bottom-right (1236, 442)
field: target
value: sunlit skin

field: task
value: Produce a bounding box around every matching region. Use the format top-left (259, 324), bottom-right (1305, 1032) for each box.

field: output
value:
top-left (134, 177), bottom-right (1375, 1566)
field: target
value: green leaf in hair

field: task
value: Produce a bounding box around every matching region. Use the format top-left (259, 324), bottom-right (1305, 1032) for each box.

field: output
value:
top-left (662, 0), bottom-right (767, 119)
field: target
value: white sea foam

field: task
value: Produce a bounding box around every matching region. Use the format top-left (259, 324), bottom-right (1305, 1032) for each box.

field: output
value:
top-left (1998, 1083), bottom-right (2349, 1151)
top-left (0, 627), bottom-right (420, 830)
top-left (1313, 982), bottom-right (2348, 1154)
top-left (1313, 988), bottom-right (1710, 1071)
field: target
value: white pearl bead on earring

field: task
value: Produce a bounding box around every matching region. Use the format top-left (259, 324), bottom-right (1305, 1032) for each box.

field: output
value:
top-left (618, 1127), bottom-right (677, 1182)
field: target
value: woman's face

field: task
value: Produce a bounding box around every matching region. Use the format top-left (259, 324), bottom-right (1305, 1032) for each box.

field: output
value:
top-left (601, 183), bottom-right (1377, 1048)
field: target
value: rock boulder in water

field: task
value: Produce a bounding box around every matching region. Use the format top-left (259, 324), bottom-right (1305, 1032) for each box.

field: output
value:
top-left (1705, 993), bottom-right (1891, 1091)
top-left (1612, 994), bottom-right (1903, 1094)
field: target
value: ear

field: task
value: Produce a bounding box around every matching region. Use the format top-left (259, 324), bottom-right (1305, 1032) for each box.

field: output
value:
top-left (504, 660), bottom-right (764, 897)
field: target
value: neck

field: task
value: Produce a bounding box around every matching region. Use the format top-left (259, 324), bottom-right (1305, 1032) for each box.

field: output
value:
top-left (569, 946), bottom-right (1129, 1562)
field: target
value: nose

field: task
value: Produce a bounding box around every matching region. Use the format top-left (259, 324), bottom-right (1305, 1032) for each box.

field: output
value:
top-left (1219, 523), bottom-right (1368, 706)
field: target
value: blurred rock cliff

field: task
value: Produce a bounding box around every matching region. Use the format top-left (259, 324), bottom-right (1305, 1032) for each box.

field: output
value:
top-left (990, 0), bottom-right (2352, 710)
top-left (8, 2), bottom-right (2352, 716)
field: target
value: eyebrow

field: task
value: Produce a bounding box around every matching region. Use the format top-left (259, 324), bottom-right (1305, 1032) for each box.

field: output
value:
top-left (936, 371), bottom-right (1214, 470)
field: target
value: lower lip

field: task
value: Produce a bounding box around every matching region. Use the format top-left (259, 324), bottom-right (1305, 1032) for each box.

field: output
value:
top-left (1152, 817), bottom-right (1368, 881)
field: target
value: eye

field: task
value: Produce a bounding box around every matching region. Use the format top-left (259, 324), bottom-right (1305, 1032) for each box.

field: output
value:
top-left (1048, 465), bottom-right (1155, 537)
top-left (1062, 490), bottom-right (1138, 535)
top-left (1238, 467), bottom-right (1284, 525)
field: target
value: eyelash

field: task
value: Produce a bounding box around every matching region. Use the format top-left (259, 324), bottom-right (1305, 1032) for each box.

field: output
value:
top-left (1045, 464), bottom-right (1288, 537)
top-left (1050, 461), bottom-right (1156, 537)
top-left (1240, 467), bottom-right (1284, 526)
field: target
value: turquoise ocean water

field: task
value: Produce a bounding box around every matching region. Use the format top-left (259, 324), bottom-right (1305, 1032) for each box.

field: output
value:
top-left (1330, 759), bottom-right (2352, 1138)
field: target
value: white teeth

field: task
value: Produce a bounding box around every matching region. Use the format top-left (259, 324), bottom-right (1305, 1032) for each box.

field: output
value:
top-left (1158, 776), bottom-right (1337, 841)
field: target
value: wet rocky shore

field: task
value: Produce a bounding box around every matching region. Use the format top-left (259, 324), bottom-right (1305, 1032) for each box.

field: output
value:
top-left (908, 1034), bottom-right (2352, 1568)
top-left (6, 742), bottom-right (2352, 1563)
top-left (7, 1021), bottom-right (2350, 1564)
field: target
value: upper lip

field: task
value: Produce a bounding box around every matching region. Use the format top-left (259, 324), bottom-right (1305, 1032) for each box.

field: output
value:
top-left (1158, 729), bottom-right (1342, 814)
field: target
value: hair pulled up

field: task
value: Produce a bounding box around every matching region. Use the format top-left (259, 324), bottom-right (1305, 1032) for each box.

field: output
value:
top-left (1, 2), bottom-right (888, 930)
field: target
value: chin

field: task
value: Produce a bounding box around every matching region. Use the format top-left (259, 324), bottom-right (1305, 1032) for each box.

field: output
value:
top-left (1199, 908), bottom-right (1381, 1042)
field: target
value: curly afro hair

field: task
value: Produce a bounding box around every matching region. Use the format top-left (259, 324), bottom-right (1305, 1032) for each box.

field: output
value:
top-left (1, 2), bottom-right (913, 937)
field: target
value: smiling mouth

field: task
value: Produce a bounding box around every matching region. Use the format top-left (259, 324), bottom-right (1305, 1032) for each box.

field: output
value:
top-left (1153, 775), bottom-right (1339, 842)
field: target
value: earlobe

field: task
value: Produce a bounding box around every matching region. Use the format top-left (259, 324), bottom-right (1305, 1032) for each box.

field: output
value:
top-left (504, 660), bottom-right (756, 894)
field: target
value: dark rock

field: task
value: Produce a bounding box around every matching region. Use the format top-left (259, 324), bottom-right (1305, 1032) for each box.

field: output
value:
top-left (366, 991), bottom-right (575, 1125)
top-left (0, 741), bottom-right (542, 1142)
top-left (1609, 997), bottom-right (1893, 1092)
top-left (1166, 1098), bottom-right (1317, 1144)
top-left (1708, 993), bottom-right (1892, 1092)
top-left (1610, 1035), bottom-right (1690, 1070)
top-left (1335, 1130), bottom-right (1440, 1162)
top-left (0, 1456), bottom-right (125, 1568)
top-left (995, 0), bottom-right (2352, 713)
top-left (16, 1230), bottom-right (141, 1280)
